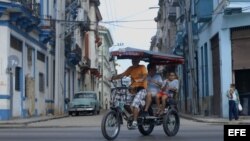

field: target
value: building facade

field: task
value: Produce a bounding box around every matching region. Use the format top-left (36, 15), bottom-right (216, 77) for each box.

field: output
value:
top-left (0, 0), bottom-right (56, 120)
top-left (154, 0), bottom-right (250, 117)
top-left (194, 0), bottom-right (250, 117)
top-left (0, 0), bottom-right (103, 120)
top-left (98, 25), bottom-right (113, 109)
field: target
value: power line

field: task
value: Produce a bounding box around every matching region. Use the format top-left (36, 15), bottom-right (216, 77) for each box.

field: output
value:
top-left (101, 22), bottom-right (157, 30)
top-left (101, 19), bottom-right (155, 23)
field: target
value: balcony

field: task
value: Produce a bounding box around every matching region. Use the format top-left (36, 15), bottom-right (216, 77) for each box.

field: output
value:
top-left (175, 31), bottom-right (183, 47)
top-left (67, 45), bottom-right (82, 66)
top-left (11, 0), bottom-right (40, 17)
top-left (0, 1), bottom-right (55, 46)
top-left (65, 1), bottom-right (90, 37)
top-left (78, 8), bottom-right (91, 31)
top-left (224, 0), bottom-right (250, 15)
top-left (173, 46), bottom-right (183, 56)
top-left (195, 0), bottom-right (213, 22)
top-left (224, 7), bottom-right (242, 15)
top-left (169, 0), bottom-right (179, 7)
top-left (167, 6), bottom-right (176, 22)
top-left (79, 56), bottom-right (91, 69)
top-left (173, 30), bottom-right (185, 56)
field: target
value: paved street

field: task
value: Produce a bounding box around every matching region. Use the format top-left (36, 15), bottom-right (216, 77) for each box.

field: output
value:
top-left (1, 110), bottom-right (249, 141)
top-left (0, 110), bottom-right (225, 141)
top-left (0, 119), bottom-right (223, 141)
top-left (27, 113), bottom-right (103, 127)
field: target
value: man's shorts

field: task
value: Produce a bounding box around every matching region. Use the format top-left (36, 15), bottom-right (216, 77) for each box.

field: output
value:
top-left (131, 89), bottom-right (147, 109)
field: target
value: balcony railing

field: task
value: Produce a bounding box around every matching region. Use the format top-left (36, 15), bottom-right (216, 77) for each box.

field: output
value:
top-left (11, 0), bottom-right (40, 17)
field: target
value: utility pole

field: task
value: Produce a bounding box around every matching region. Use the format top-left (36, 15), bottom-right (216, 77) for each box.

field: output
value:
top-left (186, 0), bottom-right (198, 115)
top-left (101, 44), bottom-right (104, 109)
top-left (54, 0), bottom-right (65, 115)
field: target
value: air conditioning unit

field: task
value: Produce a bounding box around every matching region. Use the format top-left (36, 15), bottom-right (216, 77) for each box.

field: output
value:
top-left (224, 7), bottom-right (242, 15)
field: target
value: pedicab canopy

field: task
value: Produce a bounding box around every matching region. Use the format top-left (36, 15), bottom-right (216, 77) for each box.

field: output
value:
top-left (110, 47), bottom-right (184, 65)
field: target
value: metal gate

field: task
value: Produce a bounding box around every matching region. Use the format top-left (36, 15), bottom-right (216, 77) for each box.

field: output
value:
top-left (231, 26), bottom-right (250, 115)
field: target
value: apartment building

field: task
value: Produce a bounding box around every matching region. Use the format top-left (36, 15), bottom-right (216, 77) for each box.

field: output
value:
top-left (0, 0), bottom-right (103, 120)
top-left (154, 0), bottom-right (250, 117)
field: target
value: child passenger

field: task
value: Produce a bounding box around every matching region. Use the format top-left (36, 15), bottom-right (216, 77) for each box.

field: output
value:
top-left (156, 72), bottom-right (179, 116)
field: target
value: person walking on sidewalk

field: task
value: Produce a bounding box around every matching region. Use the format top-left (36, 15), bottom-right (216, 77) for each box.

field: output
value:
top-left (227, 83), bottom-right (240, 121)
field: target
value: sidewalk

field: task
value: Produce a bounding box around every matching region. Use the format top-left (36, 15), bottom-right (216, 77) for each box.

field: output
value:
top-left (180, 113), bottom-right (250, 125)
top-left (0, 111), bottom-right (249, 128)
top-left (0, 114), bottom-right (68, 128)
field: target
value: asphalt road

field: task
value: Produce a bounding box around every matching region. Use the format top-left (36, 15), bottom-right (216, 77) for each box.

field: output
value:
top-left (0, 118), bottom-right (223, 141)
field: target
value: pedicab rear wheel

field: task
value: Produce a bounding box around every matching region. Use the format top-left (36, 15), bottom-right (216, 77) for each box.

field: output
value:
top-left (138, 107), bottom-right (155, 136)
top-left (163, 108), bottom-right (180, 136)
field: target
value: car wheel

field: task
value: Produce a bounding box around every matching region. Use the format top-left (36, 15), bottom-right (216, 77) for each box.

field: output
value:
top-left (93, 109), bottom-right (97, 115)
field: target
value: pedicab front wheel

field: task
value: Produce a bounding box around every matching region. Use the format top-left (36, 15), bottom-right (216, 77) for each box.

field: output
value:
top-left (101, 110), bottom-right (120, 140)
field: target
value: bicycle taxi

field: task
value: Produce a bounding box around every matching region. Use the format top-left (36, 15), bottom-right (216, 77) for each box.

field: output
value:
top-left (101, 47), bottom-right (184, 140)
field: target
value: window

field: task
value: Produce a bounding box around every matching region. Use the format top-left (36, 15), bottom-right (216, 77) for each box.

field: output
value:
top-left (27, 45), bottom-right (33, 66)
top-left (74, 93), bottom-right (96, 99)
top-left (37, 51), bottom-right (45, 62)
top-left (10, 35), bottom-right (23, 52)
top-left (15, 67), bottom-right (21, 91)
top-left (39, 72), bottom-right (45, 92)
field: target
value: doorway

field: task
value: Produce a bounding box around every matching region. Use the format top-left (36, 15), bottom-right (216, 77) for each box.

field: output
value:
top-left (210, 34), bottom-right (221, 116)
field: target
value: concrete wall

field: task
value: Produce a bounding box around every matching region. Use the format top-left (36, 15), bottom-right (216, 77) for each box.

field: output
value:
top-left (197, 2), bottom-right (250, 117)
top-left (0, 26), bottom-right (10, 120)
top-left (0, 23), bottom-right (56, 119)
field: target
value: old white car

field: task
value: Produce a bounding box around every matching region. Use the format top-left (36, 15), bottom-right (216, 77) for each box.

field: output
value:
top-left (68, 91), bottom-right (100, 116)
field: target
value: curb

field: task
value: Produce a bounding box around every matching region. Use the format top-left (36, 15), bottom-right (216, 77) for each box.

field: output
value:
top-left (179, 113), bottom-right (250, 125)
top-left (0, 115), bottom-right (68, 128)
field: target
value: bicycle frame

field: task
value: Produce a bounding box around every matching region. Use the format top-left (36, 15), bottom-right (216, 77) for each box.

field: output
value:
top-left (109, 80), bottom-right (134, 123)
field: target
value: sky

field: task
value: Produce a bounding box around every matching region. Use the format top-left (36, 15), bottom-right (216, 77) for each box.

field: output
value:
top-left (99, 0), bottom-right (159, 73)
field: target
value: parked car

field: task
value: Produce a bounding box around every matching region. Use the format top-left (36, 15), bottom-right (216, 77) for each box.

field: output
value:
top-left (68, 91), bottom-right (100, 116)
